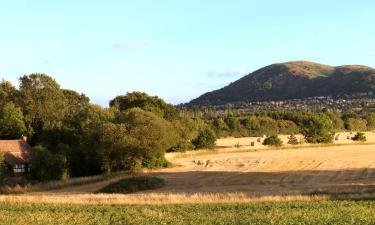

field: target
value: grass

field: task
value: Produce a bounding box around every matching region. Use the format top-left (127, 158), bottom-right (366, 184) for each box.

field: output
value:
top-left (1, 201), bottom-right (375, 224)
top-left (0, 171), bottom-right (130, 194)
top-left (98, 176), bottom-right (165, 194)
top-left (0, 193), bottom-right (330, 205)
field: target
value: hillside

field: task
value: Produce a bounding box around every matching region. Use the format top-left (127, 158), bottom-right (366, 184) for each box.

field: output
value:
top-left (190, 61), bottom-right (375, 105)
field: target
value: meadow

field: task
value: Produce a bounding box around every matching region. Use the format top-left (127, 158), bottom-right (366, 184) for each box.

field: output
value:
top-left (1, 201), bottom-right (375, 224)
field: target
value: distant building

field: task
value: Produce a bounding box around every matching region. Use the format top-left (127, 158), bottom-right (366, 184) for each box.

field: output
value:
top-left (0, 137), bottom-right (32, 174)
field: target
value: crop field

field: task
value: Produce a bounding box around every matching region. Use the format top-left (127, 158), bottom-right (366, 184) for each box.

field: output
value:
top-left (1, 201), bottom-right (375, 224)
top-left (2, 136), bottom-right (375, 224)
top-left (215, 132), bottom-right (375, 150)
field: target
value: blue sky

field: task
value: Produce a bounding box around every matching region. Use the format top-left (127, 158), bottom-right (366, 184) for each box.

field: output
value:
top-left (1, 1), bottom-right (375, 105)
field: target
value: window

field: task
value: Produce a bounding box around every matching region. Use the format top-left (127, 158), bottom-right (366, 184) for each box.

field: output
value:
top-left (13, 164), bottom-right (25, 173)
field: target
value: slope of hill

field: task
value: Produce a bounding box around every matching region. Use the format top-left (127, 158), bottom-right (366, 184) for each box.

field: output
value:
top-left (190, 61), bottom-right (375, 105)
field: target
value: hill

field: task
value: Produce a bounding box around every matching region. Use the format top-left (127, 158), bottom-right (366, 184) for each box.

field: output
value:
top-left (190, 61), bottom-right (375, 105)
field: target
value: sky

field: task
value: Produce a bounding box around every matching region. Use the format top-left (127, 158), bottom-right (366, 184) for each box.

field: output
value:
top-left (1, 0), bottom-right (375, 106)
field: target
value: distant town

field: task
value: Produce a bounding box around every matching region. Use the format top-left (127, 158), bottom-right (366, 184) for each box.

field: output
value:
top-left (184, 92), bottom-right (375, 116)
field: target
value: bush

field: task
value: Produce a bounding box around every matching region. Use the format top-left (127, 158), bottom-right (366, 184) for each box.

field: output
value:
top-left (287, 134), bottom-right (299, 145)
top-left (346, 118), bottom-right (367, 132)
top-left (263, 135), bottom-right (283, 147)
top-left (98, 176), bottom-right (165, 194)
top-left (192, 128), bottom-right (217, 149)
top-left (352, 132), bottom-right (366, 142)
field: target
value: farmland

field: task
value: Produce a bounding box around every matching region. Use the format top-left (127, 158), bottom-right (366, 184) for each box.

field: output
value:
top-left (1, 201), bottom-right (375, 224)
top-left (1, 136), bottom-right (375, 224)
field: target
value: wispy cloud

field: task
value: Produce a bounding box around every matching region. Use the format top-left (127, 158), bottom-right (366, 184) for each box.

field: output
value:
top-left (112, 43), bottom-right (147, 50)
top-left (206, 71), bottom-right (243, 78)
top-left (42, 60), bottom-right (51, 65)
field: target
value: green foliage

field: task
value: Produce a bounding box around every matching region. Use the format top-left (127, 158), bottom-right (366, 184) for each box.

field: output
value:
top-left (192, 128), bottom-right (217, 149)
top-left (346, 118), bottom-right (367, 131)
top-left (326, 112), bottom-right (345, 131)
top-left (110, 92), bottom-right (179, 121)
top-left (18, 74), bottom-right (68, 144)
top-left (30, 146), bottom-right (68, 181)
top-left (262, 135), bottom-right (283, 147)
top-left (300, 114), bottom-right (334, 143)
top-left (367, 113), bottom-right (375, 131)
top-left (366, 113), bottom-right (375, 131)
top-left (0, 80), bottom-right (17, 107)
top-left (98, 108), bottom-right (177, 172)
top-left (98, 176), bottom-right (165, 194)
top-left (287, 134), bottom-right (299, 145)
top-left (277, 120), bottom-right (299, 134)
top-left (0, 103), bottom-right (28, 139)
top-left (352, 132), bottom-right (367, 142)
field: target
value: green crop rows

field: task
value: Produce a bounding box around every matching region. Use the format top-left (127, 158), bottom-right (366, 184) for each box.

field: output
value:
top-left (1, 201), bottom-right (375, 224)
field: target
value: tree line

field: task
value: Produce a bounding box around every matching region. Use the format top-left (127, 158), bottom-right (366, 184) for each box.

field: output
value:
top-left (0, 74), bottom-right (213, 181)
top-left (0, 74), bottom-right (374, 182)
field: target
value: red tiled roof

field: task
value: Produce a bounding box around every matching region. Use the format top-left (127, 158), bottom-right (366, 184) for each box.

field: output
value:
top-left (0, 140), bottom-right (32, 165)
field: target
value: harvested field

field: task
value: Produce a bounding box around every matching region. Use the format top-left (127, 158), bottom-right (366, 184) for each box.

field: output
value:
top-left (7, 140), bottom-right (373, 205)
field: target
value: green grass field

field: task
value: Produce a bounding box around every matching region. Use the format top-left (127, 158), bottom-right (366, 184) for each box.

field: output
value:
top-left (1, 200), bottom-right (375, 225)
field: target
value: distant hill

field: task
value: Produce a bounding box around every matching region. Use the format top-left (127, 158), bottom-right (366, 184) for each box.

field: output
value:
top-left (190, 61), bottom-right (375, 105)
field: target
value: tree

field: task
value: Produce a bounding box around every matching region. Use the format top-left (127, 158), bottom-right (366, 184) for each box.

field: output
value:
top-left (0, 79), bottom-right (17, 107)
top-left (287, 134), bottom-right (299, 145)
top-left (277, 120), bottom-right (299, 134)
top-left (99, 108), bottom-right (178, 172)
top-left (110, 92), bottom-right (179, 121)
top-left (300, 114), bottom-right (334, 143)
top-left (0, 103), bottom-right (28, 139)
top-left (192, 127), bottom-right (217, 149)
top-left (263, 135), bottom-right (283, 147)
top-left (66, 104), bottom-right (116, 177)
top-left (18, 74), bottom-right (68, 144)
top-left (30, 146), bottom-right (68, 181)
top-left (346, 118), bottom-right (367, 132)
top-left (366, 113), bottom-right (375, 131)
top-left (326, 112), bottom-right (345, 131)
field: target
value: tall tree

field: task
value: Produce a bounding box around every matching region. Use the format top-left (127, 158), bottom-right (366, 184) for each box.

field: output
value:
top-left (18, 74), bottom-right (67, 143)
top-left (0, 103), bottom-right (28, 139)
top-left (0, 79), bottom-right (17, 107)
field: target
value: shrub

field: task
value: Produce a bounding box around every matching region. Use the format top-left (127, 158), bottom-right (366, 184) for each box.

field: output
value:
top-left (98, 176), bottom-right (165, 194)
top-left (192, 128), bottom-right (217, 149)
top-left (346, 118), bottom-right (367, 132)
top-left (263, 135), bottom-right (283, 147)
top-left (352, 132), bottom-right (366, 142)
top-left (287, 134), bottom-right (299, 145)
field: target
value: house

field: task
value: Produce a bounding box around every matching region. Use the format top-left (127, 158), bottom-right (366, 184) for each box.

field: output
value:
top-left (0, 137), bottom-right (32, 174)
